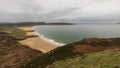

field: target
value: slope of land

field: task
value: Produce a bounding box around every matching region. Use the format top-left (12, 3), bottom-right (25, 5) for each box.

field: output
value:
top-left (48, 49), bottom-right (120, 68)
top-left (22, 38), bottom-right (120, 68)
top-left (0, 26), bottom-right (42, 68)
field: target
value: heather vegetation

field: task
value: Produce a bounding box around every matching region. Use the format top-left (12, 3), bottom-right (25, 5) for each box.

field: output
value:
top-left (48, 50), bottom-right (120, 68)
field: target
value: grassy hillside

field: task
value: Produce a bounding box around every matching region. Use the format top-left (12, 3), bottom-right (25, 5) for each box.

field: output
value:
top-left (22, 38), bottom-right (120, 68)
top-left (48, 50), bottom-right (120, 68)
top-left (0, 26), bottom-right (27, 40)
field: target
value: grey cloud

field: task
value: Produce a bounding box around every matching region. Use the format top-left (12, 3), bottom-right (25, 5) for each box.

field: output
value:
top-left (0, 0), bottom-right (120, 23)
top-left (37, 7), bottom-right (81, 21)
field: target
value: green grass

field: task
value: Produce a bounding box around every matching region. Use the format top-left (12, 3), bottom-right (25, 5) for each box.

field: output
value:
top-left (48, 50), bottom-right (120, 68)
top-left (0, 26), bottom-right (27, 40)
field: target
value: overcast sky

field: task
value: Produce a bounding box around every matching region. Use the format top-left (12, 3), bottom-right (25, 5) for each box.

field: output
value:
top-left (0, 0), bottom-right (120, 23)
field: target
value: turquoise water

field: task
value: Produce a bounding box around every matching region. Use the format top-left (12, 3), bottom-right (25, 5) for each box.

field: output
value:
top-left (34, 24), bottom-right (120, 45)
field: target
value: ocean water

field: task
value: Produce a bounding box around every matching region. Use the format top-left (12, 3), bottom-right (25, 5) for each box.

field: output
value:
top-left (34, 24), bottom-right (120, 46)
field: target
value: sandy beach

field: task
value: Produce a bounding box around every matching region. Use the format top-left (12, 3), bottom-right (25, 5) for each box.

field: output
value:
top-left (18, 26), bottom-right (58, 53)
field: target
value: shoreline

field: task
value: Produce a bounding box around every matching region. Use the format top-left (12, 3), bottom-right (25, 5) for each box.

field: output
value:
top-left (18, 26), bottom-right (58, 53)
top-left (33, 26), bottom-right (65, 46)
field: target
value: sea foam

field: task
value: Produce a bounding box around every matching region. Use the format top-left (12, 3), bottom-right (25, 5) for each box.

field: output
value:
top-left (33, 27), bottom-right (65, 46)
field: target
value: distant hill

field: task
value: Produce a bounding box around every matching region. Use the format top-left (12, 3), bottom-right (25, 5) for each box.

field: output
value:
top-left (0, 22), bottom-right (75, 26)
top-left (45, 22), bottom-right (75, 25)
top-left (0, 22), bottom-right (45, 26)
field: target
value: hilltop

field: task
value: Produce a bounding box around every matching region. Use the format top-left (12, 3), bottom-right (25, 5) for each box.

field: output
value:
top-left (48, 49), bottom-right (120, 68)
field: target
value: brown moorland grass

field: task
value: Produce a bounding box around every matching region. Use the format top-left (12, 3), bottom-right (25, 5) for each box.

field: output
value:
top-left (22, 38), bottom-right (120, 68)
